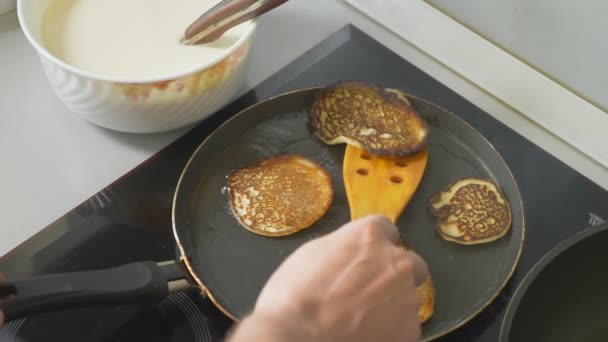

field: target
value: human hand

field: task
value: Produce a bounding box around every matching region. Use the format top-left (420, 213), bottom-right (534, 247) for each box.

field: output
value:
top-left (229, 215), bottom-right (429, 342)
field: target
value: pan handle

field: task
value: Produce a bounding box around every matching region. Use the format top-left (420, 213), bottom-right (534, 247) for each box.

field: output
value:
top-left (0, 261), bottom-right (192, 321)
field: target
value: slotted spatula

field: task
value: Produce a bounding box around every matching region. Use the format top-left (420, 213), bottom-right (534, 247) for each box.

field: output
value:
top-left (343, 144), bottom-right (428, 222)
top-left (343, 144), bottom-right (434, 323)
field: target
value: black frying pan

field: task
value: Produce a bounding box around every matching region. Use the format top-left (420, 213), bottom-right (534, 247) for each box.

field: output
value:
top-left (500, 221), bottom-right (608, 342)
top-left (0, 87), bottom-right (524, 341)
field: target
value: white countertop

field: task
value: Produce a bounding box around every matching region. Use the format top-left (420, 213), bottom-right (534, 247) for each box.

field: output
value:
top-left (0, 0), bottom-right (606, 256)
top-left (426, 0), bottom-right (608, 111)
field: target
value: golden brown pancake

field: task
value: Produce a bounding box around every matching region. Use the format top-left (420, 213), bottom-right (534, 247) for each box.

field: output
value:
top-left (429, 178), bottom-right (512, 245)
top-left (416, 277), bottom-right (435, 323)
top-left (384, 88), bottom-right (411, 105)
top-left (309, 81), bottom-right (429, 157)
top-left (226, 154), bottom-right (333, 237)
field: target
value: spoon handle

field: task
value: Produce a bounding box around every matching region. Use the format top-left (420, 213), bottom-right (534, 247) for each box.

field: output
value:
top-left (182, 0), bottom-right (288, 45)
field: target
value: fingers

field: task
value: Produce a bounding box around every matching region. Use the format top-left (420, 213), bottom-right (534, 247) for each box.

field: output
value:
top-left (365, 215), bottom-right (400, 244)
top-left (405, 251), bottom-right (429, 287)
top-left (393, 249), bottom-right (429, 287)
top-left (337, 214), bottom-right (400, 244)
top-left (347, 215), bottom-right (428, 286)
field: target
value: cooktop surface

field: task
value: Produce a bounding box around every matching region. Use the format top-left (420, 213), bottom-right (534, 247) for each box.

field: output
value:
top-left (1, 25), bottom-right (606, 342)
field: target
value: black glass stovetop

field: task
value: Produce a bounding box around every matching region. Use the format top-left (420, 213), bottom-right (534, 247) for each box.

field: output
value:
top-left (1, 25), bottom-right (607, 342)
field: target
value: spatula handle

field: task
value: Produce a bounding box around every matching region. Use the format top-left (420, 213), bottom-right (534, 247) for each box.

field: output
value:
top-left (183, 0), bottom-right (288, 45)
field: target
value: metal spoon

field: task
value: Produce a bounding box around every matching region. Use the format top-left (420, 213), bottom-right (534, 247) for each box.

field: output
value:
top-left (181, 0), bottom-right (288, 45)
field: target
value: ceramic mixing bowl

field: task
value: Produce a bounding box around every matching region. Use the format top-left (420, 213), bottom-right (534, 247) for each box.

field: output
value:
top-left (17, 0), bottom-right (256, 133)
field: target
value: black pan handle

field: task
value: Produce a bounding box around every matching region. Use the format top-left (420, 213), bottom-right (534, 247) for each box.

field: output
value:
top-left (0, 261), bottom-right (192, 321)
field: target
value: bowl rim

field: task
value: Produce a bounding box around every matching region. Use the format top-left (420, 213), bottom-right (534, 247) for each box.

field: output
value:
top-left (17, 0), bottom-right (256, 84)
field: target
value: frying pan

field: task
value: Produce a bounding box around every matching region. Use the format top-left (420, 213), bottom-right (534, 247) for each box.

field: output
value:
top-left (0, 87), bottom-right (524, 341)
top-left (500, 221), bottom-right (608, 342)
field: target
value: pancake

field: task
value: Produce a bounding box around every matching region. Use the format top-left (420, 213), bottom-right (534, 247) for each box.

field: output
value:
top-left (309, 81), bottom-right (429, 157)
top-left (416, 277), bottom-right (435, 323)
top-left (226, 154), bottom-right (333, 237)
top-left (429, 178), bottom-right (512, 245)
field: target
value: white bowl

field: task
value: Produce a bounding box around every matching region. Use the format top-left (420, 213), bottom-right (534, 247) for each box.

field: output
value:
top-left (17, 0), bottom-right (256, 133)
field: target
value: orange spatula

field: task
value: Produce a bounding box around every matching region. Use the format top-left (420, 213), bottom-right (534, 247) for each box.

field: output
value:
top-left (343, 145), bottom-right (428, 221)
top-left (343, 144), bottom-right (435, 323)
